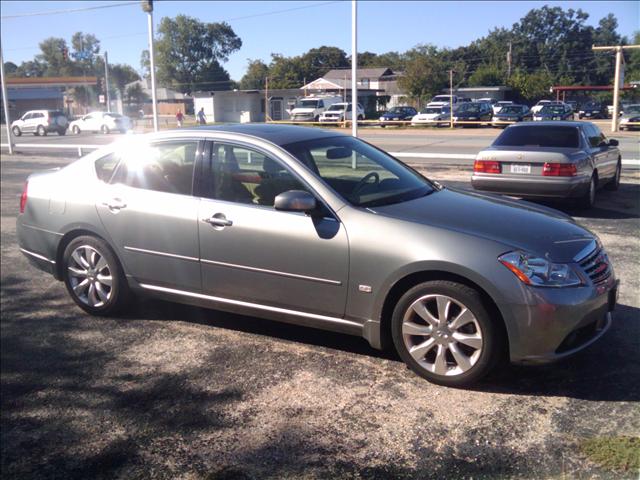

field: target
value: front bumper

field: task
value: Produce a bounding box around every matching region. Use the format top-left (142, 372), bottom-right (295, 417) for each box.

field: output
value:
top-left (508, 275), bottom-right (618, 364)
top-left (471, 173), bottom-right (590, 199)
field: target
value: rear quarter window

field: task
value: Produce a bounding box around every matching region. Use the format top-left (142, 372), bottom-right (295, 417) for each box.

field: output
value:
top-left (95, 153), bottom-right (120, 182)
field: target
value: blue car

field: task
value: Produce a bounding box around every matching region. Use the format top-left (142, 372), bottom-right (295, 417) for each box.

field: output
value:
top-left (379, 106), bottom-right (418, 127)
top-left (491, 104), bottom-right (532, 128)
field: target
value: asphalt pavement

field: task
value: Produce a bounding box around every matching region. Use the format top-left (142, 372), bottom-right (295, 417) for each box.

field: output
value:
top-left (1, 152), bottom-right (639, 479)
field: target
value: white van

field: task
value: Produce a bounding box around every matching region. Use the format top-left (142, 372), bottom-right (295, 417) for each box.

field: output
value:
top-left (427, 95), bottom-right (459, 107)
top-left (290, 95), bottom-right (343, 122)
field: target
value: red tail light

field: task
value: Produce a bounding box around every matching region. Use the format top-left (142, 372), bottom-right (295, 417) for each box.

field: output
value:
top-left (542, 162), bottom-right (577, 177)
top-left (474, 160), bottom-right (501, 174)
top-left (20, 182), bottom-right (28, 214)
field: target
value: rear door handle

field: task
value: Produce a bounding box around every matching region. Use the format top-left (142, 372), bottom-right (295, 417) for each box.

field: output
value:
top-left (203, 214), bottom-right (233, 227)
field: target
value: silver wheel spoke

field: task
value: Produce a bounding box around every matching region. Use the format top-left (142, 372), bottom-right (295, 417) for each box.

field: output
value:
top-left (87, 283), bottom-right (99, 306)
top-left (434, 345), bottom-right (448, 375)
top-left (89, 250), bottom-right (99, 268)
top-left (97, 274), bottom-right (112, 286)
top-left (95, 283), bottom-right (110, 302)
top-left (68, 266), bottom-right (87, 277)
top-left (72, 250), bottom-right (90, 269)
top-left (412, 302), bottom-right (438, 327)
top-left (409, 338), bottom-right (436, 361)
top-left (73, 278), bottom-right (89, 295)
top-left (449, 343), bottom-right (472, 371)
top-left (402, 321), bottom-right (432, 336)
top-left (449, 308), bottom-right (474, 330)
top-left (452, 332), bottom-right (482, 349)
top-left (95, 257), bottom-right (108, 272)
top-left (436, 297), bottom-right (451, 325)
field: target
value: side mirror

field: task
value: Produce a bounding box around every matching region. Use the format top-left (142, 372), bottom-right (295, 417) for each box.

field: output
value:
top-left (609, 139), bottom-right (619, 146)
top-left (274, 190), bottom-right (317, 213)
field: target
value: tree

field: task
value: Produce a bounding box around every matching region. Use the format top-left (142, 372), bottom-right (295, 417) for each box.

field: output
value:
top-left (398, 45), bottom-right (448, 103)
top-left (3, 62), bottom-right (18, 75)
top-left (125, 83), bottom-right (149, 106)
top-left (14, 60), bottom-right (46, 77)
top-left (507, 69), bottom-right (554, 103)
top-left (301, 46), bottom-right (349, 79)
top-left (140, 50), bottom-right (150, 78)
top-left (239, 59), bottom-right (268, 89)
top-left (36, 37), bottom-right (74, 76)
top-left (154, 15), bottom-right (241, 91)
top-left (70, 32), bottom-right (100, 75)
top-left (268, 53), bottom-right (306, 89)
top-left (108, 63), bottom-right (140, 94)
top-left (467, 64), bottom-right (504, 87)
top-left (625, 31), bottom-right (640, 82)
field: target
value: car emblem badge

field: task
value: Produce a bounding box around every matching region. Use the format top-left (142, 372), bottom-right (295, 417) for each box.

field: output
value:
top-left (358, 285), bottom-right (372, 293)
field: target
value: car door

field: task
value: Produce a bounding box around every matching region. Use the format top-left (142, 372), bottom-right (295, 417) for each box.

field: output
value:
top-left (196, 140), bottom-right (349, 318)
top-left (20, 113), bottom-right (34, 132)
top-left (96, 138), bottom-right (203, 290)
top-left (583, 124), bottom-right (612, 180)
top-left (592, 125), bottom-right (618, 180)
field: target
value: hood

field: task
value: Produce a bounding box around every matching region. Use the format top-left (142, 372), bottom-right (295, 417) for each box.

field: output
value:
top-left (456, 111), bottom-right (483, 117)
top-left (382, 112), bottom-right (404, 118)
top-left (372, 188), bottom-right (594, 263)
top-left (291, 108), bottom-right (316, 114)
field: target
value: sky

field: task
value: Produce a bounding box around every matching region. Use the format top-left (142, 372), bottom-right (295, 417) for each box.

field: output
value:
top-left (1, 0), bottom-right (638, 81)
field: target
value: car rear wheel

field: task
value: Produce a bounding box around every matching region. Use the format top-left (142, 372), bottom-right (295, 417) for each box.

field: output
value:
top-left (36, 125), bottom-right (46, 136)
top-left (391, 280), bottom-right (502, 387)
top-left (605, 161), bottom-right (621, 191)
top-left (63, 236), bottom-right (131, 316)
top-left (101, 125), bottom-right (110, 134)
top-left (72, 125), bottom-right (81, 135)
top-left (11, 126), bottom-right (21, 137)
top-left (579, 174), bottom-right (597, 209)
top-left (57, 129), bottom-right (66, 136)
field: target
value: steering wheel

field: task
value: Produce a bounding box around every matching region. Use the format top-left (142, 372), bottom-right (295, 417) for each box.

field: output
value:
top-left (352, 171), bottom-right (380, 196)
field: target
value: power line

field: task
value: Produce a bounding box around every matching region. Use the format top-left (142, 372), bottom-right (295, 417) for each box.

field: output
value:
top-left (225, 1), bottom-right (342, 22)
top-left (1, 2), bottom-right (138, 20)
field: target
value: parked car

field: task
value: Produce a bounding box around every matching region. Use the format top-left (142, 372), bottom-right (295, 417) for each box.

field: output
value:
top-left (427, 95), bottom-right (459, 107)
top-left (410, 105), bottom-right (452, 126)
top-left (318, 103), bottom-right (364, 123)
top-left (619, 104), bottom-right (640, 131)
top-left (17, 124), bottom-right (618, 387)
top-left (492, 101), bottom-right (514, 115)
top-left (578, 102), bottom-right (606, 120)
top-left (11, 110), bottom-right (68, 136)
top-left (566, 100), bottom-right (579, 112)
top-left (69, 112), bottom-right (132, 134)
top-left (290, 96), bottom-right (343, 122)
top-left (491, 104), bottom-right (532, 127)
top-left (379, 106), bottom-right (418, 126)
top-left (533, 104), bottom-right (574, 121)
top-left (471, 121), bottom-right (621, 208)
top-left (452, 102), bottom-right (493, 126)
top-left (531, 100), bottom-right (564, 114)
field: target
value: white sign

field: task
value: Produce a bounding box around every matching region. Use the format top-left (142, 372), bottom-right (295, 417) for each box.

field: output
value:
top-left (99, 95), bottom-right (105, 104)
top-left (619, 63), bottom-right (625, 87)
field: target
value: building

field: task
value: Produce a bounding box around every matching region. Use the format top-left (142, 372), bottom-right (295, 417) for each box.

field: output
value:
top-left (193, 88), bottom-right (301, 123)
top-left (124, 79), bottom-right (192, 116)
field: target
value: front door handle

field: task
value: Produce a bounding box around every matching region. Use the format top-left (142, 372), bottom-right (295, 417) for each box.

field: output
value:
top-left (102, 198), bottom-right (127, 211)
top-left (203, 213), bottom-right (233, 228)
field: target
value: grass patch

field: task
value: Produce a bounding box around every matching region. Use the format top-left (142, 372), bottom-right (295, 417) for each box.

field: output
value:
top-left (579, 436), bottom-right (640, 472)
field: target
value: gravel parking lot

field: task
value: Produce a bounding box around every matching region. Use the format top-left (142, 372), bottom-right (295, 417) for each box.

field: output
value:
top-left (1, 153), bottom-right (639, 479)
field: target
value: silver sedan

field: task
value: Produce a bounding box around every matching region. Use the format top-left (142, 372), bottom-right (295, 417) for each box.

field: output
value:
top-left (17, 125), bottom-right (618, 386)
top-left (471, 121), bottom-right (621, 208)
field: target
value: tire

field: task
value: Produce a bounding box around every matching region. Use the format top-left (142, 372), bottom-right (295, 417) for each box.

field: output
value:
top-left (11, 126), bottom-right (21, 137)
top-left (63, 236), bottom-right (131, 316)
top-left (314, 116), bottom-right (319, 122)
top-left (36, 125), bottom-right (47, 136)
top-left (101, 124), bottom-right (110, 134)
top-left (358, 115), bottom-right (364, 121)
top-left (605, 160), bottom-right (621, 191)
top-left (578, 173), bottom-right (597, 209)
top-left (72, 125), bottom-right (81, 135)
top-left (391, 280), bottom-right (503, 387)
top-left (57, 129), bottom-right (66, 136)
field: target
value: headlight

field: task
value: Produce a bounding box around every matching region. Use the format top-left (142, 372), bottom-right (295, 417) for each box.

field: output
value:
top-left (498, 251), bottom-right (582, 287)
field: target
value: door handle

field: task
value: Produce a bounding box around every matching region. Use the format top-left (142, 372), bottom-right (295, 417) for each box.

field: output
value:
top-left (203, 214), bottom-right (233, 227)
top-left (102, 198), bottom-right (127, 210)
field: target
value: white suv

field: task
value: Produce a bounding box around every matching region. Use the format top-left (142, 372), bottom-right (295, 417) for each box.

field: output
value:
top-left (319, 103), bottom-right (365, 122)
top-left (69, 112), bottom-right (132, 135)
top-left (11, 110), bottom-right (68, 136)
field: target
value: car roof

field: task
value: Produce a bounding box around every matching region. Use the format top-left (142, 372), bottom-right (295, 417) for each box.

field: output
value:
top-left (179, 124), bottom-right (344, 146)
top-left (508, 121), bottom-right (583, 128)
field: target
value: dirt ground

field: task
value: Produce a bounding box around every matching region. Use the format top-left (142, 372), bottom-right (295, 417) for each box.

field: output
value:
top-left (1, 154), bottom-right (639, 479)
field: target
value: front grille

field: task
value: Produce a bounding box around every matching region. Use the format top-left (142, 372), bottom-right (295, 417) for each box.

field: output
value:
top-left (579, 247), bottom-right (611, 285)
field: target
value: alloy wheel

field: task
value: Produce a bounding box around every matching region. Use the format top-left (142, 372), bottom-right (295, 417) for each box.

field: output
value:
top-left (67, 245), bottom-right (113, 308)
top-left (401, 294), bottom-right (483, 376)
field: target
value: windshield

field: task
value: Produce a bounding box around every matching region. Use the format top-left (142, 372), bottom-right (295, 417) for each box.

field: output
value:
top-left (105, 113), bottom-right (122, 118)
top-left (494, 126), bottom-right (580, 148)
top-left (388, 107), bottom-right (407, 113)
top-left (626, 105), bottom-right (640, 114)
top-left (540, 105), bottom-right (565, 114)
top-left (583, 103), bottom-right (600, 109)
top-left (421, 107), bottom-right (444, 114)
top-left (327, 104), bottom-right (346, 111)
top-left (431, 96), bottom-right (450, 102)
top-left (282, 136), bottom-right (435, 208)
top-left (500, 106), bottom-right (522, 114)
top-left (459, 104), bottom-right (482, 113)
top-left (296, 100), bottom-right (320, 108)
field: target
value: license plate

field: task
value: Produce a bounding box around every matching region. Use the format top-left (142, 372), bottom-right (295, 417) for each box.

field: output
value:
top-left (511, 164), bottom-right (531, 174)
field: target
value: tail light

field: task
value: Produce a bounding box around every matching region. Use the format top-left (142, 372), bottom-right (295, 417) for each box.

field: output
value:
top-left (20, 181), bottom-right (28, 214)
top-left (474, 160), bottom-right (501, 174)
top-left (543, 162), bottom-right (577, 177)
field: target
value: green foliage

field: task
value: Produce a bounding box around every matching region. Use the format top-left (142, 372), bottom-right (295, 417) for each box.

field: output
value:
top-left (3, 62), bottom-right (18, 75)
top-left (267, 46), bottom-right (350, 89)
top-left (625, 31), bottom-right (640, 82)
top-left (397, 45), bottom-right (448, 102)
top-left (580, 436), bottom-right (640, 472)
top-left (507, 69), bottom-right (554, 102)
top-left (467, 65), bottom-right (505, 87)
top-left (125, 83), bottom-right (149, 106)
top-left (239, 59), bottom-right (268, 90)
top-left (35, 37), bottom-right (74, 76)
top-left (109, 64), bottom-right (141, 94)
top-left (154, 15), bottom-right (242, 92)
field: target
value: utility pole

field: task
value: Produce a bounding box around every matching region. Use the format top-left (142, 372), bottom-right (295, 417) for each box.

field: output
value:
top-left (507, 41), bottom-right (512, 78)
top-left (0, 41), bottom-right (14, 154)
top-left (104, 51), bottom-right (111, 110)
top-left (351, 0), bottom-right (358, 139)
top-left (449, 70), bottom-right (454, 129)
top-left (264, 76), bottom-right (269, 123)
top-left (592, 44), bottom-right (640, 132)
top-left (142, 0), bottom-right (158, 132)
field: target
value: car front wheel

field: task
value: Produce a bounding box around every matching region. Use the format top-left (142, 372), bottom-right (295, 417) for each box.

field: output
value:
top-left (101, 125), bottom-right (110, 134)
top-left (36, 125), bottom-right (47, 136)
top-left (63, 236), bottom-right (131, 316)
top-left (11, 126), bottom-right (21, 137)
top-left (72, 125), bottom-right (81, 135)
top-left (392, 280), bottom-right (502, 387)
